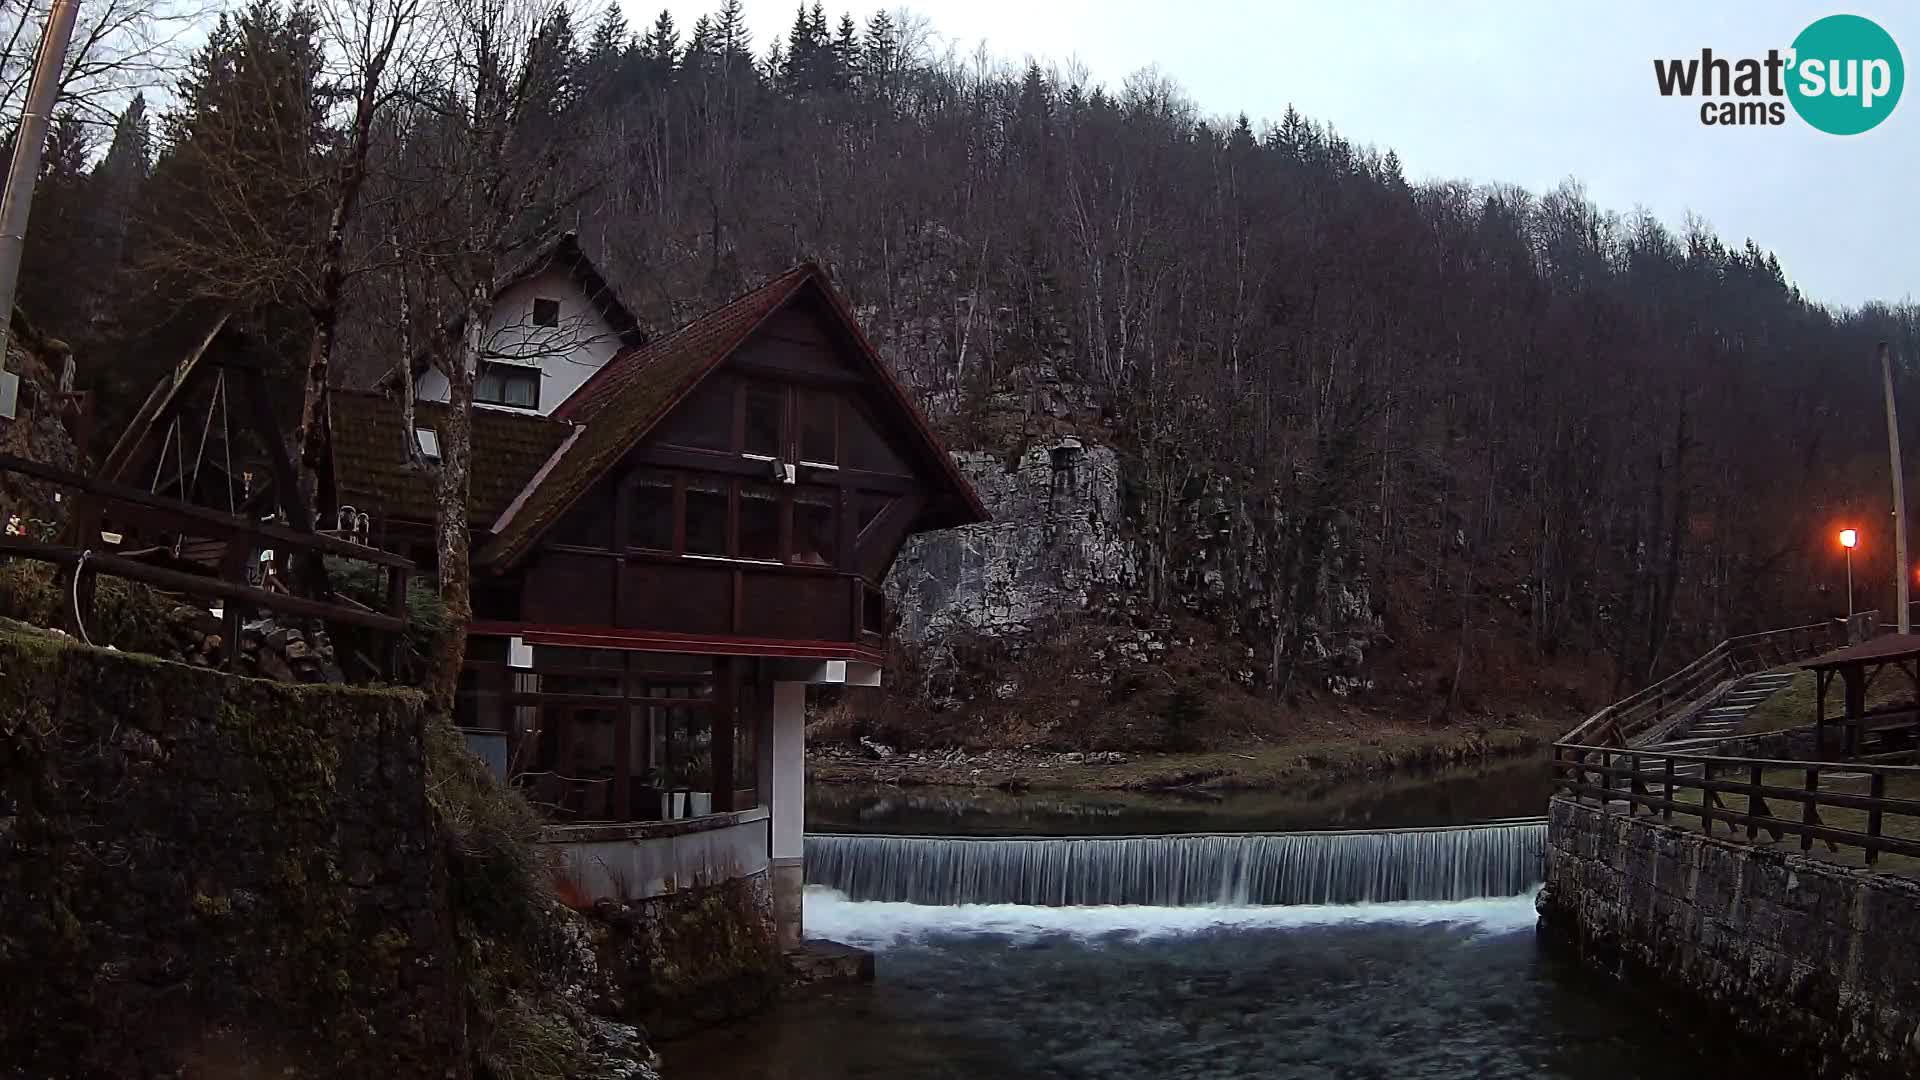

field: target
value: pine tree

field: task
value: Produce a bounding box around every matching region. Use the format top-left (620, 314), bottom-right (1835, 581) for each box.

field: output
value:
top-left (109, 0), bottom-right (332, 406)
top-left (86, 94), bottom-right (151, 302)
top-left (583, 5), bottom-right (631, 92)
top-left (17, 112), bottom-right (97, 338)
top-left (1228, 112), bottom-right (1255, 155)
top-left (832, 13), bottom-right (858, 90)
top-left (781, 4), bottom-right (815, 90)
top-left (684, 15), bottom-right (716, 77)
top-left (861, 9), bottom-right (897, 101)
top-left (640, 10), bottom-right (679, 81)
top-left (525, 9), bottom-right (580, 117)
top-left (715, 0), bottom-right (751, 66)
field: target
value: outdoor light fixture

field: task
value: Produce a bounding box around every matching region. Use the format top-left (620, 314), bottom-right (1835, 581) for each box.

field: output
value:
top-left (1841, 529), bottom-right (1859, 619)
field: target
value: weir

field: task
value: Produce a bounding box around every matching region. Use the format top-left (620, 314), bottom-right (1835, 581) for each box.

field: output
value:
top-left (805, 819), bottom-right (1545, 906)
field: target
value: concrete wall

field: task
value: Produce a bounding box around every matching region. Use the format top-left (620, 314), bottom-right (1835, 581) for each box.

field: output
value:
top-left (543, 807), bottom-right (770, 902)
top-left (415, 267), bottom-right (623, 416)
top-left (1540, 796), bottom-right (1920, 1079)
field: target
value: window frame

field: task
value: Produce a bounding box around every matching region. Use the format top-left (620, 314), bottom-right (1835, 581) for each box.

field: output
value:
top-left (475, 361), bottom-right (541, 410)
top-left (531, 297), bottom-right (561, 328)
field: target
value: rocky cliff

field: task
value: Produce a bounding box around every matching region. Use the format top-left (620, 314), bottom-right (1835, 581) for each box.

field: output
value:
top-left (875, 431), bottom-right (1390, 750)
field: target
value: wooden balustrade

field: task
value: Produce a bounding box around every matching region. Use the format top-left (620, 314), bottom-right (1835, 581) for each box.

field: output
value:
top-left (0, 452), bottom-right (411, 674)
top-left (1552, 746), bottom-right (1920, 865)
top-left (1561, 618), bottom-right (1867, 748)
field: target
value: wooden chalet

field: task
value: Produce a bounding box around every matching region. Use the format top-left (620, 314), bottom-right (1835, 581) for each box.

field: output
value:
top-left (330, 246), bottom-right (987, 944)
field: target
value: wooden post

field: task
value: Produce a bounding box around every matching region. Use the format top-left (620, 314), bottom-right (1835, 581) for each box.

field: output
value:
top-left (1700, 759), bottom-right (1714, 834)
top-left (711, 656), bottom-right (736, 813)
top-left (1802, 766), bottom-right (1819, 851)
top-left (1663, 757), bottom-right (1675, 821)
top-left (1882, 342), bottom-right (1910, 634)
top-left (613, 702), bottom-right (633, 822)
top-left (1867, 771), bottom-right (1886, 867)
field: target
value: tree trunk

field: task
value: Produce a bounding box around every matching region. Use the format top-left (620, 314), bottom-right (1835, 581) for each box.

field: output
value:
top-left (297, 26), bottom-right (401, 513)
top-left (427, 284), bottom-right (488, 714)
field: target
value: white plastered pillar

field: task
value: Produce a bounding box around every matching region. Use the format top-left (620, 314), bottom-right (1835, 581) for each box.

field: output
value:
top-left (768, 679), bottom-right (807, 950)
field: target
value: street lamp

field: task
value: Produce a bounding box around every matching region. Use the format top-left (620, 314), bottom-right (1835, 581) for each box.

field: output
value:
top-left (1841, 529), bottom-right (1859, 618)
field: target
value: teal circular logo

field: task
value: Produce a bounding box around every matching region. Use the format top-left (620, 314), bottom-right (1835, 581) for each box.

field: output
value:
top-left (1788, 14), bottom-right (1903, 135)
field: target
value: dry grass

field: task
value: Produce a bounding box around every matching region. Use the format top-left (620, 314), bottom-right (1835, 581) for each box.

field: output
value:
top-left (1743, 668), bottom-right (1918, 735)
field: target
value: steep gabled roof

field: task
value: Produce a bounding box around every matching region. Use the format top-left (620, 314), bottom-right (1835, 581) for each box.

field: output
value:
top-left (330, 389), bottom-right (574, 525)
top-left (375, 231), bottom-right (645, 390)
top-left (478, 263), bottom-right (987, 569)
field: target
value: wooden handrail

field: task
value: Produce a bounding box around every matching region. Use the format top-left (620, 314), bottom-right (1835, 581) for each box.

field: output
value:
top-left (1551, 746), bottom-right (1920, 866)
top-left (0, 537), bottom-right (404, 633)
top-left (0, 452), bottom-right (414, 568)
top-left (1561, 618), bottom-right (1867, 747)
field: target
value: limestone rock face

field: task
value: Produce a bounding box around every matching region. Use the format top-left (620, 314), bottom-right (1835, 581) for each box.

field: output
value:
top-left (884, 436), bottom-right (1383, 698)
top-left (889, 439), bottom-right (1135, 641)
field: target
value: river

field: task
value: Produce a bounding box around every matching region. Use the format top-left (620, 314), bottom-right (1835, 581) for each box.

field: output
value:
top-left (666, 760), bottom-right (1773, 1079)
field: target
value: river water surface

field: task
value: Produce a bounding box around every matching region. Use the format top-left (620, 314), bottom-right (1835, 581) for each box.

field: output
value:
top-left (667, 761), bottom-right (1771, 1079)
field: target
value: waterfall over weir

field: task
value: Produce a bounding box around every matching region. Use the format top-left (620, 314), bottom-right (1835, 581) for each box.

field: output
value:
top-left (805, 820), bottom-right (1545, 907)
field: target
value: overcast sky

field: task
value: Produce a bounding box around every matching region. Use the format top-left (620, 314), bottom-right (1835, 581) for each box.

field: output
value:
top-left (630, 0), bottom-right (1916, 309)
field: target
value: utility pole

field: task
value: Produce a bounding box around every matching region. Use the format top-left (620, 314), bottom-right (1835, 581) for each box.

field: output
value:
top-left (0, 0), bottom-right (83, 420)
top-left (1882, 341), bottom-right (1910, 635)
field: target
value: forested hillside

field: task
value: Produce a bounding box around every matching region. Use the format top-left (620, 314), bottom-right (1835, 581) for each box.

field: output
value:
top-left (16, 0), bottom-right (1920, 741)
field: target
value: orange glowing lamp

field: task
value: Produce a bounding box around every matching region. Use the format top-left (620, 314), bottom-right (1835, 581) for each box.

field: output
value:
top-left (1840, 529), bottom-right (1859, 549)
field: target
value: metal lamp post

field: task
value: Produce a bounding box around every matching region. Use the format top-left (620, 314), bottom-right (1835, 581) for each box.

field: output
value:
top-left (1841, 528), bottom-right (1859, 620)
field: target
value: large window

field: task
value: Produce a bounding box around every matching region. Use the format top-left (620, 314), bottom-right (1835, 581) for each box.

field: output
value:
top-left (653, 377), bottom-right (905, 475)
top-left (738, 483), bottom-right (784, 561)
top-left (684, 478), bottom-right (729, 556)
top-left (793, 490), bottom-right (837, 567)
top-left (476, 361), bottom-right (540, 409)
top-left (799, 390), bottom-right (837, 464)
top-left (627, 470), bottom-right (676, 550)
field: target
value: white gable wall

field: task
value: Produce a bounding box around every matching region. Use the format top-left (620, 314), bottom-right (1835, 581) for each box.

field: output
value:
top-left (414, 267), bottom-right (624, 416)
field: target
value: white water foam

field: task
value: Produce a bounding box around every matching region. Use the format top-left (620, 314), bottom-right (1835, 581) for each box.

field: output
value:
top-left (804, 884), bottom-right (1543, 950)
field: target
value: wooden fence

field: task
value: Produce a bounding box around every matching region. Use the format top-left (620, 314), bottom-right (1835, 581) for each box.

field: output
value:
top-left (1552, 746), bottom-right (1920, 865)
top-left (1560, 615), bottom-right (1873, 748)
top-left (0, 452), bottom-right (411, 673)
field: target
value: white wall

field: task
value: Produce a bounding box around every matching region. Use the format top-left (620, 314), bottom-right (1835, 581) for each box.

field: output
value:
top-left (544, 807), bottom-right (772, 901)
top-left (413, 267), bottom-right (624, 416)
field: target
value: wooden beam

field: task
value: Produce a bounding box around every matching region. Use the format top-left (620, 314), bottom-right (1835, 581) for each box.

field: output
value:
top-left (0, 453), bottom-right (413, 568)
top-left (0, 536), bottom-right (405, 632)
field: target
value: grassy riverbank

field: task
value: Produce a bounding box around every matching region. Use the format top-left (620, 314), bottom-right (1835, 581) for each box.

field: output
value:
top-left (810, 715), bottom-right (1562, 793)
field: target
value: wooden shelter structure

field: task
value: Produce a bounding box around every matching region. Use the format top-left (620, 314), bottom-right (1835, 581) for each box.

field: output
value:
top-left (329, 259), bottom-right (988, 945)
top-left (0, 313), bottom-right (413, 673)
top-left (1802, 635), bottom-right (1920, 760)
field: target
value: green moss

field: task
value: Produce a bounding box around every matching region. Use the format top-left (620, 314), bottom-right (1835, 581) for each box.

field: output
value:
top-left (0, 558), bottom-right (186, 654)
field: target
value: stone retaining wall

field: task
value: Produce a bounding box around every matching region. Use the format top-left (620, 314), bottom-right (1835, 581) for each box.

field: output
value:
top-left (0, 627), bottom-right (461, 1077)
top-left (1540, 795), bottom-right (1920, 1079)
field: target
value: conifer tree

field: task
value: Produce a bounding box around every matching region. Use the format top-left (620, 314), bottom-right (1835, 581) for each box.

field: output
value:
top-left (583, 5), bottom-right (631, 91)
top-left (640, 10), bottom-right (679, 81)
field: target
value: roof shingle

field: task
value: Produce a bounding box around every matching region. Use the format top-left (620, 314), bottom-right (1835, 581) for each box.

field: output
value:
top-left (330, 390), bottom-right (573, 525)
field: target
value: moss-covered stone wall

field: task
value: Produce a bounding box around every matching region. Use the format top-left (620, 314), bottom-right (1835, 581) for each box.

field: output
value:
top-left (0, 627), bottom-right (464, 1077)
top-left (594, 873), bottom-right (782, 1040)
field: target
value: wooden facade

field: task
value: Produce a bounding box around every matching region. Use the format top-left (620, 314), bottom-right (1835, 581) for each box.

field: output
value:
top-left (333, 261), bottom-right (987, 826)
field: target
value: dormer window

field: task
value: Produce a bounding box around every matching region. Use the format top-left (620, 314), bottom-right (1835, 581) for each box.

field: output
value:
top-left (476, 362), bottom-right (540, 409)
top-left (531, 297), bottom-right (561, 328)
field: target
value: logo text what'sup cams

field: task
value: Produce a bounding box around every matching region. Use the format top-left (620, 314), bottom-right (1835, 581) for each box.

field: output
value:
top-left (1652, 14), bottom-right (1903, 135)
